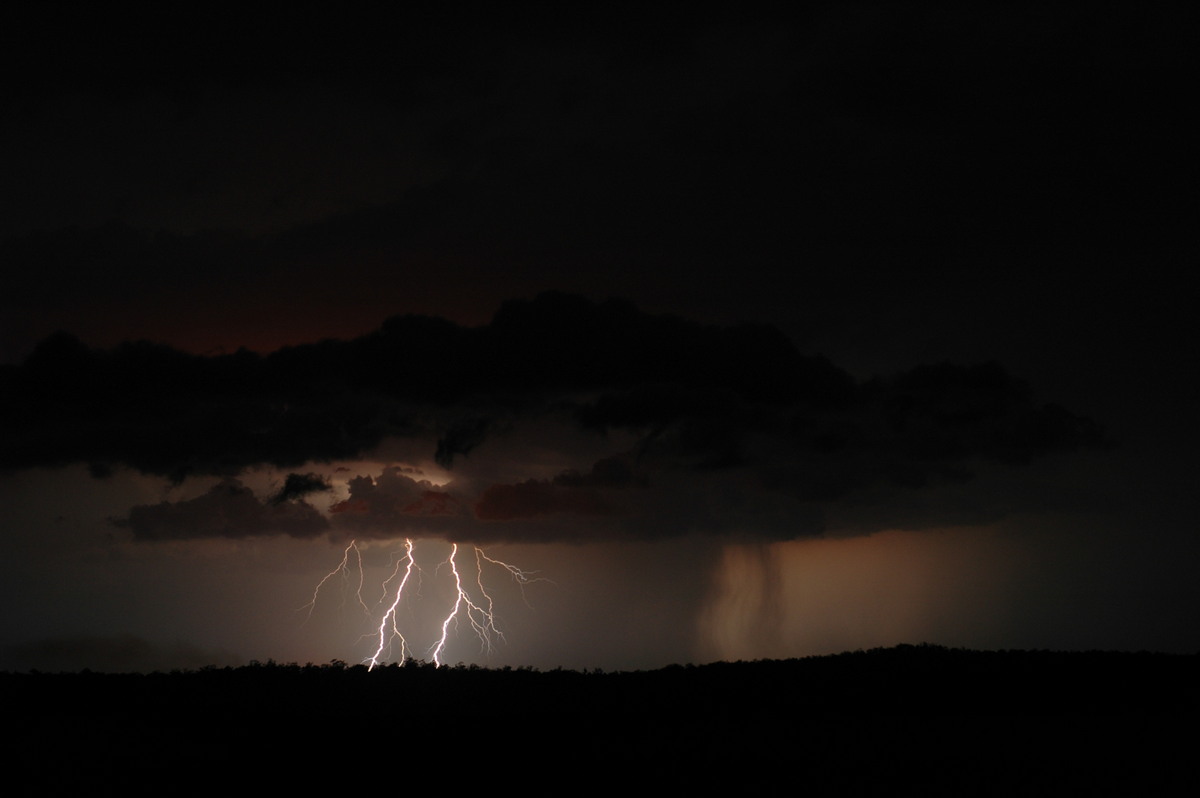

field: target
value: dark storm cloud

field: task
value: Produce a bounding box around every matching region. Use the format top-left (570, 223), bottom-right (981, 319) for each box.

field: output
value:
top-left (330, 467), bottom-right (469, 526)
top-left (2, 5), bottom-right (1192, 395)
top-left (435, 418), bottom-right (492, 470)
top-left (14, 293), bottom-right (1106, 543)
top-left (0, 331), bottom-right (405, 481)
top-left (0, 294), bottom-right (835, 477)
top-left (474, 480), bottom-right (616, 522)
top-left (117, 478), bottom-right (329, 541)
top-left (326, 463), bottom-right (635, 544)
top-left (5, 292), bottom-right (1104, 470)
top-left (271, 472), bottom-right (333, 505)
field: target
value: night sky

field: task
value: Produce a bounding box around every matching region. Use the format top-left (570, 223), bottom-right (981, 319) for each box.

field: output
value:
top-left (2, 4), bottom-right (1197, 673)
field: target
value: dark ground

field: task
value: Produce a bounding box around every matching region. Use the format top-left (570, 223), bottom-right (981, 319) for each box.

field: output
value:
top-left (4, 644), bottom-right (1195, 795)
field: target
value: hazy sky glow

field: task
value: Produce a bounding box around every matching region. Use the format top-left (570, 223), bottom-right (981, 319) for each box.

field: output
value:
top-left (1, 4), bottom-right (1196, 672)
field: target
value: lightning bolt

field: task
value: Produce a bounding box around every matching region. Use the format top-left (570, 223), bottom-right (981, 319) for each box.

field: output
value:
top-left (477, 548), bottom-right (548, 607)
top-left (366, 538), bottom-right (416, 670)
top-left (429, 543), bottom-right (503, 667)
top-left (307, 539), bottom-right (546, 669)
top-left (300, 539), bottom-right (370, 622)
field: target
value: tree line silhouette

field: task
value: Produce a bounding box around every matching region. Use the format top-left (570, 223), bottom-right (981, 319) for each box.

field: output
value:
top-left (4, 644), bottom-right (1194, 794)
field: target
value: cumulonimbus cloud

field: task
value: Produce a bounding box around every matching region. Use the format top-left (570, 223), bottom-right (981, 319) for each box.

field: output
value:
top-left (0, 293), bottom-right (1108, 543)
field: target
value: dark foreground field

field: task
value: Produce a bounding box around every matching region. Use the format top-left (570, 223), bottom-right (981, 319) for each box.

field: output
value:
top-left (4, 645), bottom-right (1195, 795)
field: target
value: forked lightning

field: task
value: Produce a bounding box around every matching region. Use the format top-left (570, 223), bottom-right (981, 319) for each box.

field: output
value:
top-left (305, 538), bottom-right (545, 668)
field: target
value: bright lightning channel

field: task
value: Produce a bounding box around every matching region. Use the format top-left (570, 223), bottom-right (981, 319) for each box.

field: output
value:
top-left (430, 543), bottom-right (502, 667)
top-left (366, 538), bottom-right (416, 669)
top-left (308, 539), bottom-right (547, 670)
top-left (300, 539), bottom-right (370, 623)
top-left (478, 548), bottom-right (542, 607)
